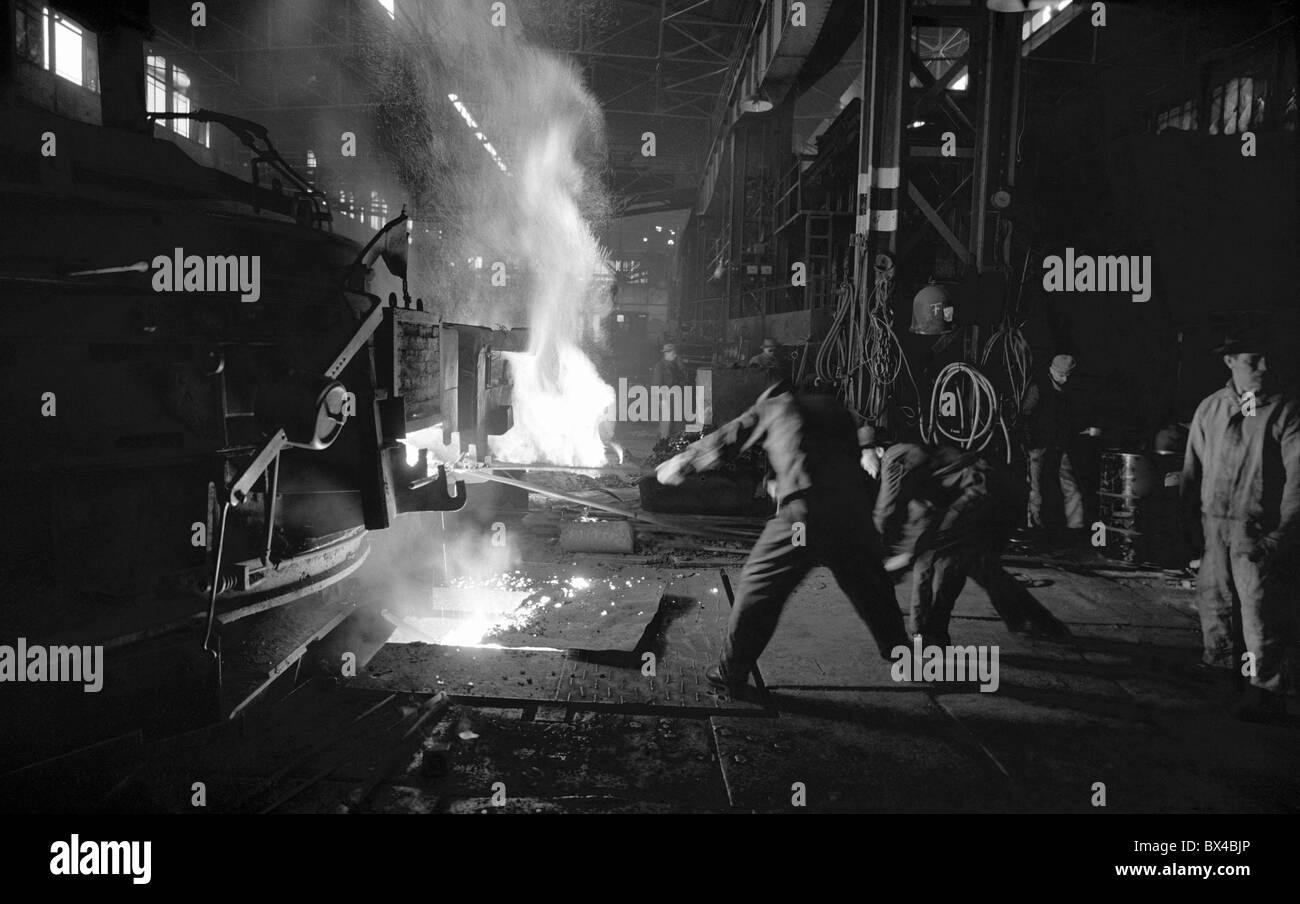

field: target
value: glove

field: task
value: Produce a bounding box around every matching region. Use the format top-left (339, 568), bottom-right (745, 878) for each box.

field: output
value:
top-left (656, 455), bottom-right (690, 486)
top-left (884, 553), bottom-right (913, 574)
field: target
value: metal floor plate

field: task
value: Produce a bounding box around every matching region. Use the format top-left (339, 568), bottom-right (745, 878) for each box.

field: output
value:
top-left (347, 571), bottom-right (771, 717)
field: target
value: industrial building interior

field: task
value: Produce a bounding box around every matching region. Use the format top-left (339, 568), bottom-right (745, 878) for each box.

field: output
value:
top-left (0, 0), bottom-right (1296, 820)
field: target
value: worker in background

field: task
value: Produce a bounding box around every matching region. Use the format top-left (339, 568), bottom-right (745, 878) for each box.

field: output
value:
top-left (747, 338), bottom-right (786, 379)
top-left (655, 379), bottom-right (909, 695)
top-left (650, 342), bottom-right (687, 440)
top-left (1181, 331), bottom-right (1299, 723)
top-left (874, 443), bottom-right (1069, 646)
top-left (859, 425), bottom-right (886, 495)
top-left (1021, 353), bottom-right (1085, 533)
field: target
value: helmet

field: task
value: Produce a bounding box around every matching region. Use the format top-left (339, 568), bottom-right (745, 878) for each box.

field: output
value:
top-left (910, 284), bottom-right (953, 335)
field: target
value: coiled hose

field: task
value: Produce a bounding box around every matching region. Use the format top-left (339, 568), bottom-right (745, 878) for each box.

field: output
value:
top-left (922, 361), bottom-right (1011, 462)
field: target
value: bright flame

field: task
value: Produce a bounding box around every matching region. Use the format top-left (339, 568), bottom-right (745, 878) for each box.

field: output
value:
top-left (487, 116), bottom-right (613, 466)
top-left (441, 617), bottom-right (497, 646)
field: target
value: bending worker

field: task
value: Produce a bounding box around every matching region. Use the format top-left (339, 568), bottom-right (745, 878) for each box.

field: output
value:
top-left (1181, 331), bottom-right (1299, 723)
top-left (655, 379), bottom-right (909, 694)
top-left (874, 442), bottom-right (1069, 646)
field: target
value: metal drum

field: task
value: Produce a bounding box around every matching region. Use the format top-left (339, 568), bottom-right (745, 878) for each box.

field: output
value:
top-left (1098, 450), bottom-right (1187, 566)
top-left (1099, 451), bottom-right (1158, 498)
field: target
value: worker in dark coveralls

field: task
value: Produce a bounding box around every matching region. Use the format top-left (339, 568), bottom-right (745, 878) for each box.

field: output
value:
top-left (873, 443), bottom-right (1069, 646)
top-left (650, 343), bottom-right (687, 439)
top-left (1181, 332), bottom-right (1300, 723)
top-left (1022, 353), bottom-right (1085, 531)
top-left (747, 338), bottom-right (786, 379)
top-left (654, 379), bottom-right (908, 694)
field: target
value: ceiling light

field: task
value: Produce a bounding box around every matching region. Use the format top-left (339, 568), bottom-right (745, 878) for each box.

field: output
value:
top-left (986, 0), bottom-right (1055, 10)
top-left (740, 88), bottom-right (774, 114)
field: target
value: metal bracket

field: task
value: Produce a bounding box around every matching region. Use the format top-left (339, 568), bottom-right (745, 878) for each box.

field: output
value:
top-left (229, 300), bottom-right (389, 506)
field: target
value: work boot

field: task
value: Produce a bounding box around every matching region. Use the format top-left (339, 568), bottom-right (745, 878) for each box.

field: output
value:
top-left (705, 663), bottom-right (749, 696)
top-left (1235, 687), bottom-right (1287, 724)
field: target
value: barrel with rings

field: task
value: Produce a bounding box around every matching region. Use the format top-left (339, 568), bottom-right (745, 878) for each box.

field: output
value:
top-left (1097, 450), bottom-right (1188, 566)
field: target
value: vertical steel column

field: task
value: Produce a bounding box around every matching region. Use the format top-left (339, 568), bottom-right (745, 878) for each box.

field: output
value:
top-left (868, 0), bottom-right (908, 262)
top-left (970, 7), bottom-right (996, 272)
top-left (851, 0), bottom-right (880, 293)
top-left (1004, 12), bottom-right (1023, 189)
top-left (725, 129), bottom-right (747, 325)
top-left (852, 0), bottom-right (908, 272)
top-left (851, 0), bottom-right (908, 410)
top-left (972, 9), bottom-right (1023, 270)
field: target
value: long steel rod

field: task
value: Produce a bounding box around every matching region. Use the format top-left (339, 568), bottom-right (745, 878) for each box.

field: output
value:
top-left (438, 469), bottom-right (759, 540)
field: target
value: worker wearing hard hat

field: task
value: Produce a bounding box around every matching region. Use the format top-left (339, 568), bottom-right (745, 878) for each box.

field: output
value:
top-left (655, 379), bottom-right (909, 696)
top-left (1181, 330), bottom-right (1299, 723)
top-left (1021, 353), bottom-right (1086, 532)
top-left (874, 442), bottom-right (1069, 645)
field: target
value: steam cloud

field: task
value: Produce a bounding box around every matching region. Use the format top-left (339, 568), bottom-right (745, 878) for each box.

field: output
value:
top-left (359, 0), bottom-right (616, 466)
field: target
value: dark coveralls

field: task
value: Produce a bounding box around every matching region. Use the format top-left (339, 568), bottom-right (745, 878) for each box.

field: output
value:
top-left (1022, 374), bottom-right (1085, 529)
top-left (667, 385), bottom-right (909, 685)
top-left (874, 443), bottom-right (1062, 644)
top-left (650, 357), bottom-right (688, 438)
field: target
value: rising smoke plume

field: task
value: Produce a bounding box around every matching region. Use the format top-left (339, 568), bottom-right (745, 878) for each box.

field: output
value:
top-left (356, 1), bottom-right (617, 465)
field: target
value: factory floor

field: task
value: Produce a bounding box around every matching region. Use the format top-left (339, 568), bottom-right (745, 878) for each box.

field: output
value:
top-left (382, 418), bottom-right (1298, 814)
top-left (21, 422), bottom-right (1295, 814)
top-left (396, 558), bottom-right (1297, 813)
top-left (83, 530), bottom-right (1297, 815)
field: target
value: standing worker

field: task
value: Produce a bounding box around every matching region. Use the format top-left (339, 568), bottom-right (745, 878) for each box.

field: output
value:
top-left (874, 443), bottom-right (1069, 646)
top-left (650, 342), bottom-right (687, 439)
top-left (747, 338), bottom-right (786, 380)
top-left (1022, 353), bottom-right (1086, 533)
top-left (1181, 331), bottom-right (1299, 723)
top-left (655, 379), bottom-right (909, 695)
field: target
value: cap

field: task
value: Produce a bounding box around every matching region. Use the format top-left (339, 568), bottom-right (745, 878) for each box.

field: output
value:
top-left (761, 338), bottom-right (778, 349)
top-left (662, 343), bottom-right (676, 353)
top-left (1050, 354), bottom-right (1077, 375)
top-left (1212, 329), bottom-right (1267, 356)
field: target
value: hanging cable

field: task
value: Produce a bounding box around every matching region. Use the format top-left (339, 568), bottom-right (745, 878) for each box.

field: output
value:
top-left (922, 362), bottom-right (1011, 463)
top-left (980, 245), bottom-right (1033, 424)
top-left (815, 246), bottom-right (918, 426)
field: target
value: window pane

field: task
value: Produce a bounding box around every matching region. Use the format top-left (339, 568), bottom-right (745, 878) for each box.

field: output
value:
top-left (53, 14), bottom-right (83, 85)
top-left (173, 90), bottom-right (191, 138)
top-left (81, 27), bottom-right (98, 92)
top-left (146, 74), bottom-right (166, 114)
top-left (15, 4), bottom-right (45, 65)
